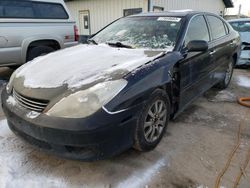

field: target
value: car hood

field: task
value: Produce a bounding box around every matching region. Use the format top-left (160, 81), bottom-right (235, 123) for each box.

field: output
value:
top-left (240, 32), bottom-right (250, 44)
top-left (13, 44), bottom-right (169, 100)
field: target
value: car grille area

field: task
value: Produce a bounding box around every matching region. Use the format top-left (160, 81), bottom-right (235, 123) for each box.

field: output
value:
top-left (13, 90), bottom-right (49, 112)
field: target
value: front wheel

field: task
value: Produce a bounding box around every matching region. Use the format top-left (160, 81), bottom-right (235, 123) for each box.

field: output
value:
top-left (133, 89), bottom-right (170, 151)
top-left (216, 58), bottom-right (234, 89)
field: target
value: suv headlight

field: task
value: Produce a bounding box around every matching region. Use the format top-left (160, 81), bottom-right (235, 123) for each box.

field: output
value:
top-left (46, 79), bottom-right (127, 118)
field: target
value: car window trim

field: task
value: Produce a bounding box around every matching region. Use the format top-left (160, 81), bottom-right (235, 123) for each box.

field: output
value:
top-left (224, 22), bottom-right (229, 34)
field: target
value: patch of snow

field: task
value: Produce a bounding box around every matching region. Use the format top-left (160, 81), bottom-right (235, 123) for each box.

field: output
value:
top-left (0, 119), bottom-right (11, 137)
top-left (117, 158), bottom-right (166, 188)
top-left (197, 185), bottom-right (208, 188)
top-left (0, 118), bottom-right (69, 188)
top-left (78, 97), bottom-right (88, 103)
top-left (26, 111), bottom-right (40, 119)
top-left (236, 75), bottom-right (250, 88)
top-left (16, 44), bottom-right (168, 89)
top-left (212, 90), bottom-right (236, 102)
top-left (6, 96), bottom-right (16, 106)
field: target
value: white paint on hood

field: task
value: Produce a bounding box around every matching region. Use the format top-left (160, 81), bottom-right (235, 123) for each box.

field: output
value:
top-left (16, 44), bottom-right (168, 89)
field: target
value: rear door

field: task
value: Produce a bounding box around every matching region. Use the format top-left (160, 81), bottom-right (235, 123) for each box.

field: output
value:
top-left (179, 15), bottom-right (212, 109)
top-left (205, 15), bottom-right (233, 84)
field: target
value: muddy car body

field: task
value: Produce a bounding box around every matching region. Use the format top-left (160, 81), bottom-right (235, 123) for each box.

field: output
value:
top-left (2, 11), bottom-right (240, 160)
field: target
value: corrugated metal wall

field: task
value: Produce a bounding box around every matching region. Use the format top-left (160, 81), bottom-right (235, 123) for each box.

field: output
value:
top-left (66, 0), bottom-right (226, 35)
top-left (152, 0), bottom-right (225, 15)
top-left (66, 0), bottom-right (148, 34)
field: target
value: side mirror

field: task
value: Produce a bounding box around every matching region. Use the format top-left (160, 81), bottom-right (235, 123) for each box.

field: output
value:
top-left (187, 40), bottom-right (208, 52)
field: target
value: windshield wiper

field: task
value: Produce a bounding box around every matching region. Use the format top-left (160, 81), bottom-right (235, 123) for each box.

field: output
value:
top-left (106, 41), bottom-right (133, 49)
top-left (87, 38), bottom-right (98, 45)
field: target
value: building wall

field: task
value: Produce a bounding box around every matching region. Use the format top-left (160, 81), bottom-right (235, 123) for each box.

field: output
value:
top-left (66, 0), bottom-right (148, 34)
top-left (66, 0), bottom-right (226, 36)
top-left (152, 0), bottom-right (225, 15)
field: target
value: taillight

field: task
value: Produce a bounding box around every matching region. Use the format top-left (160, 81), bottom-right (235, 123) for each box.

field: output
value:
top-left (74, 25), bottom-right (79, 42)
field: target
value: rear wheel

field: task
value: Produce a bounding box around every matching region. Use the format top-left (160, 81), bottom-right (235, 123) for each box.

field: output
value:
top-left (216, 58), bottom-right (234, 89)
top-left (133, 89), bottom-right (170, 151)
top-left (27, 46), bottom-right (55, 62)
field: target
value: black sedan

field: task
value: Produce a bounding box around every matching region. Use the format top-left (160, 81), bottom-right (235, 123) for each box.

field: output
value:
top-left (2, 10), bottom-right (240, 160)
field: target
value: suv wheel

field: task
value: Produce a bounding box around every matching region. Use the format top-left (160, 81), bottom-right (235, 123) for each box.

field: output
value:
top-left (133, 89), bottom-right (170, 151)
top-left (27, 46), bottom-right (55, 62)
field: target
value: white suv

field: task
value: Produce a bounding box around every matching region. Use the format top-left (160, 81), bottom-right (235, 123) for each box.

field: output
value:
top-left (0, 0), bottom-right (78, 67)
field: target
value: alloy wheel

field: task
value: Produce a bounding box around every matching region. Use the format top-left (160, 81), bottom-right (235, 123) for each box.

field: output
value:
top-left (144, 100), bottom-right (167, 143)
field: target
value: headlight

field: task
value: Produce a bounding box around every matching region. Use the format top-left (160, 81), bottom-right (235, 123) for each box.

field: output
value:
top-left (46, 79), bottom-right (127, 118)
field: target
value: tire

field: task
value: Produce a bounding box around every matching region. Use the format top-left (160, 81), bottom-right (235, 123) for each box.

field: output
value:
top-left (27, 46), bottom-right (55, 62)
top-left (216, 58), bottom-right (234, 89)
top-left (133, 89), bottom-right (171, 151)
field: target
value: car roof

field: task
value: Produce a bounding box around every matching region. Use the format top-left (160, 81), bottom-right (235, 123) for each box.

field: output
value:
top-left (228, 18), bottom-right (250, 22)
top-left (130, 10), bottom-right (209, 18)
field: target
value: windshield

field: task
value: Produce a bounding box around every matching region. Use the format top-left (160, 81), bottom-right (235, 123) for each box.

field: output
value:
top-left (92, 16), bottom-right (183, 50)
top-left (230, 21), bottom-right (250, 33)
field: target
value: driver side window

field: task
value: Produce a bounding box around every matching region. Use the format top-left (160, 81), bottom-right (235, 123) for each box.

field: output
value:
top-left (185, 15), bottom-right (210, 46)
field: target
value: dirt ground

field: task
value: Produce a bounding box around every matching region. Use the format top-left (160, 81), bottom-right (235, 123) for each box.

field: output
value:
top-left (0, 67), bottom-right (249, 188)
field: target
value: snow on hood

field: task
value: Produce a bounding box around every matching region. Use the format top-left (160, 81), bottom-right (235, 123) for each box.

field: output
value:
top-left (16, 44), bottom-right (169, 89)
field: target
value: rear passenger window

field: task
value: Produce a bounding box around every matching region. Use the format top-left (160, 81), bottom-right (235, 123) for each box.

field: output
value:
top-left (0, 1), bottom-right (68, 19)
top-left (33, 3), bottom-right (68, 19)
top-left (207, 16), bottom-right (227, 40)
top-left (185, 15), bottom-right (210, 46)
top-left (4, 2), bottom-right (34, 18)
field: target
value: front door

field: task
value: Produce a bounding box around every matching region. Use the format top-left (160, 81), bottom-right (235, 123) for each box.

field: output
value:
top-left (79, 10), bottom-right (90, 35)
top-left (179, 15), bottom-right (212, 109)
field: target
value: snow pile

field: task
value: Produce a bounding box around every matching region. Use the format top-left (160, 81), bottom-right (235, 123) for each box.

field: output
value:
top-left (16, 44), bottom-right (168, 89)
top-left (0, 119), bottom-right (67, 188)
top-left (6, 96), bottom-right (16, 106)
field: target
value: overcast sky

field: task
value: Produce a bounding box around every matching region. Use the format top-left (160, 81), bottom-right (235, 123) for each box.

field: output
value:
top-left (227, 0), bottom-right (250, 16)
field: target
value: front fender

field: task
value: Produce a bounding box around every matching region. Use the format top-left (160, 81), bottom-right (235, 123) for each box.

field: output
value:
top-left (105, 52), bottom-right (183, 112)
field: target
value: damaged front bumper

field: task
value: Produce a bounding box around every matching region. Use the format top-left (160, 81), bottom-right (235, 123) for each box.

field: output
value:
top-left (1, 88), bottom-right (140, 161)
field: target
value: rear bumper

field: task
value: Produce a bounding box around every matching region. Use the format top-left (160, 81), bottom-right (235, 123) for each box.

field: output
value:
top-left (2, 89), bottom-right (140, 161)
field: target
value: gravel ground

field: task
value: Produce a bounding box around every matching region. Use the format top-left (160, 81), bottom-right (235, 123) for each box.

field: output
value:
top-left (0, 67), bottom-right (249, 188)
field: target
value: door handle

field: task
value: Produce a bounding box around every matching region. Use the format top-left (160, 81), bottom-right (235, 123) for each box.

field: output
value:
top-left (210, 50), bottom-right (216, 55)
